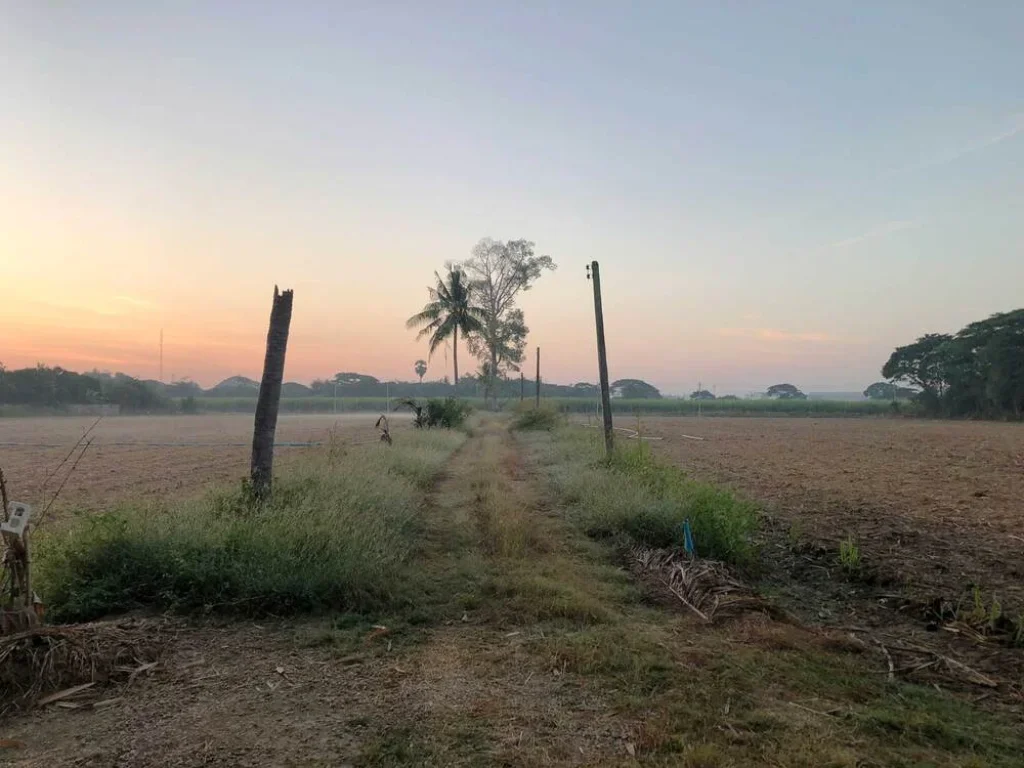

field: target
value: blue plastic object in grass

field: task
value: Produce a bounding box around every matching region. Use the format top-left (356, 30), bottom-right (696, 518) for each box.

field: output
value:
top-left (683, 518), bottom-right (695, 555)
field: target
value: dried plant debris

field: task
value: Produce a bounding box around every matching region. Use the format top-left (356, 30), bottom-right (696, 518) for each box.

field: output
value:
top-left (629, 547), bottom-right (775, 623)
top-left (0, 619), bottom-right (164, 713)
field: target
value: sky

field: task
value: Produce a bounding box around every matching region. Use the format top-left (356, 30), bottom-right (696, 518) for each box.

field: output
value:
top-left (2, 1), bottom-right (1022, 395)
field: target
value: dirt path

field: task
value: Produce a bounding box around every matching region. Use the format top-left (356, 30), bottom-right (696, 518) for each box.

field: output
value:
top-left (1, 421), bottom-right (633, 766)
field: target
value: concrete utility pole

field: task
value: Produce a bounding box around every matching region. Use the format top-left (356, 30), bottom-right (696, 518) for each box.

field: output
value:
top-left (535, 347), bottom-right (541, 407)
top-left (588, 261), bottom-right (614, 456)
top-left (520, 371), bottom-right (525, 402)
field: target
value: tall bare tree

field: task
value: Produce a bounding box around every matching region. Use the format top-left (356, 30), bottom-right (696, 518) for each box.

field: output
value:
top-left (463, 239), bottom-right (555, 403)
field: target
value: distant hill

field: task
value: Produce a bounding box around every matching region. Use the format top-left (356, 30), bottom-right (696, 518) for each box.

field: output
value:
top-left (212, 376), bottom-right (259, 390)
top-left (201, 377), bottom-right (311, 398)
top-left (206, 376), bottom-right (260, 397)
top-left (281, 382), bottom-right (312, 397)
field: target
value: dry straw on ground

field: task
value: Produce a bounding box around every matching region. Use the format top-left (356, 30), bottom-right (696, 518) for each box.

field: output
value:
top-left (0, 618), bottom-right (164, 714)
top-left (629, 546), bottom-right (769, 622)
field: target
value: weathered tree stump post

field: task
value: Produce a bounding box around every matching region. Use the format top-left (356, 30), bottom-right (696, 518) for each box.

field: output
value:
top-left (250, 286), bottom-right (294, 501)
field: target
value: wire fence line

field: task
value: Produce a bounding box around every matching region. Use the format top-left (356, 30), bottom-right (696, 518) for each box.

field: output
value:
top-left (0, 441), bottom-right (326, 449)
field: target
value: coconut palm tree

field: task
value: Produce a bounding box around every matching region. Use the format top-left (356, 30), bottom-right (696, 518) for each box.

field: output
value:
top-left (414, 359), bottom-right (427, 384)
top-left (406, 266), bottom-right (484, 388)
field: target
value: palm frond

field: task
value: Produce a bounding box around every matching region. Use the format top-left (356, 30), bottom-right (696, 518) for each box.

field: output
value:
top-left (427, 315), bottom-right (458, 355)
top-left (406, 305), bottom-right (443, 329)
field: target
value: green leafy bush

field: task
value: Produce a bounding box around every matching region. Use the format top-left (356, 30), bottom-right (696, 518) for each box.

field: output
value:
top-left (401, 397), bottom-right (472, 429)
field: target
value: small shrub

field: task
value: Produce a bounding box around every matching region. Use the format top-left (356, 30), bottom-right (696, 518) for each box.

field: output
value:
top-left (402, 397), bottom-right (471, 429)
top-left (179, 395), bottom-right (199, 414)
top-left (511, 406), bottom-right (562, 431)
top-left (425, 397), bottom-right (471, 429)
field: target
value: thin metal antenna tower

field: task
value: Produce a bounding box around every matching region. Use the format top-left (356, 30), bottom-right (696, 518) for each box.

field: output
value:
top-left (159, 329), bottom-right (164, 382)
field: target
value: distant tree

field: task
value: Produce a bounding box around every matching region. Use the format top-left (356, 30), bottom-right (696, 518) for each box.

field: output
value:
top-left (332, 372), bottom-right (380, 386)
top-left (766, 383), bottom-right (806, 400)
top-left (719, 395), bottom-right (741, 401)
top-left (863, 382), bottom-right (916, 400)
top-left (165, 377), bottom-right (203, 397)
top-left (208, 376), bottom-right (260, 397)
top-left (883, 310), bottom-right (1024, 418)
top-left (462, 238), bottom-right (555, 403)
top-left (882, 333), bottom-right (952, 413)
top-left (414, 359), bottom-right (427, 384)
top-left (281, 382), bottom-right (313, 397)
top-left (953, 310), bottom-right (1024, 418)
top-left (690, 389), bottom-right (716, 400)
top-left (101, 373), bottom-right (169, 412)
top-left (0, 365), bottom-right (103, 407)
top-left (466, 308), bottom-right (529, 379)
top-left (406, 265), bottom-right (486, 388)
top-left (611, 379), bottom-right (662, 399)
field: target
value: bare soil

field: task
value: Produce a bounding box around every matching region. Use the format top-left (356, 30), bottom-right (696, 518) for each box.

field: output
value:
top-left (0, 414), bottom-right (404, 516)
top-left (3, 418), bottom-right (1023, 766)
top-left (1, 422), bottom-right (628, 767)
top-left (640, 416), bottom-right (1024, 614)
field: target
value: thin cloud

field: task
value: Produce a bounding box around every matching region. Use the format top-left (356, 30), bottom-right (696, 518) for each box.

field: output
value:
top-left (884, 113), bottom-right (1024, 178)
top-left (717, 327), bottom-right (836, 343)
top-left (828, 220), bottom-right (918, 249)
top-left (923, 112), bottom-right (1024, 169)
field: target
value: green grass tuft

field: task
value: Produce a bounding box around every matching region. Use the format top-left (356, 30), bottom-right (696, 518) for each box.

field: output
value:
top-left (839, 536), bottom-right (861, 573)
top-left (36, 430), bottom-right (465, 621)
top-left (531, 428), bottom-right (758, 565)
top-left (510, 404), bottom-right (563, 431)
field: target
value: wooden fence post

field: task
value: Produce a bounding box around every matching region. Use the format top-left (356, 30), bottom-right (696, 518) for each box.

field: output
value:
top-left (250, 286), bottom-right (294, 500)
top-left (535, 347), bottom-right (541, 408)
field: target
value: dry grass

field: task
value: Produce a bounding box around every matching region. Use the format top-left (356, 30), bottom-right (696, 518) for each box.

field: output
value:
top-left (0, 619), bottom-right (164, 714)
top-left (629, 546), bottom-right (775, 623)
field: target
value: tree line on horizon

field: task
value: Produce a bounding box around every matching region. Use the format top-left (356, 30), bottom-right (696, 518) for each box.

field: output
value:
top-left (881, 308), bottom-right (1024, 419)
top-left (0, 362), bottom-right (671, 410)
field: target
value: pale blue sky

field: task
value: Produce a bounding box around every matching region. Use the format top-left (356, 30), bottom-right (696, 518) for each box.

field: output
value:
top-left (3, 2), bottom-right (1022, 393)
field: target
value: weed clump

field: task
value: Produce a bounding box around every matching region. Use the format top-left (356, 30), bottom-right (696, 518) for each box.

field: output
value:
top-left (839, 536), bottom-right (861, 573)
top-left (510, 405), bottom-right (562, 431)
top-left (35, 431), bottom-right (465, 621)
top-left (531, 428), bottom-right (758, 565)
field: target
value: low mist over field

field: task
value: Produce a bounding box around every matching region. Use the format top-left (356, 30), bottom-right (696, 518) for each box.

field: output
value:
top-left (3, 4), bottom-right (1023, 765)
